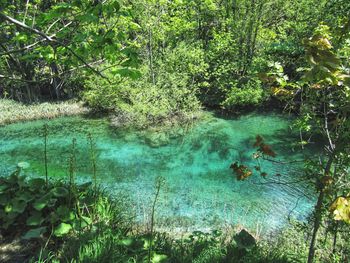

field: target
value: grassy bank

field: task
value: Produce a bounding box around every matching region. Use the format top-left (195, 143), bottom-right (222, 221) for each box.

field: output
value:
top-left (0, 98), bottom-right (203, 131)
top-left (0, 99), bottom-right (88, 126)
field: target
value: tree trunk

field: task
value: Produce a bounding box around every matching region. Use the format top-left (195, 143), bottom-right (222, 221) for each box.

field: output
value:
top-left (332, 222), bottom-right (338, 254)
top-left (307, 190), bottom-right (324, 263)
top-left (307, 154), bottom-right (335, 263)
top-left (146, 4), bottom-right (155, 85)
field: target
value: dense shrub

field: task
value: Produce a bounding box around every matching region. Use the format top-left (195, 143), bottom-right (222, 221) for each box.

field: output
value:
top-left (83, 43), bottom-right (205, 128)
top-left (221, 79), bottom-right (265, 109)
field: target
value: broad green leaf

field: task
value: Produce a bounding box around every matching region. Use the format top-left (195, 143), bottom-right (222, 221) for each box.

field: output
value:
top-left (56, 205), bottom-right (75, 222)
top-left (112, 68), bottom-right (141, 80)
top-left (28, 178), bottom-right (46, 189)
top-left (72, 215), bottom-right (92, 229)
top-left (77, 13), bottom-right (99, 23)
top-left (26, 211), bottom-right (44, 226)
top-left (22, 227), bottom-right (47, 239)
top-left (39, 46), bottom-right (55, 62)
top-left (15, 191), bottom-right (33, 202)
top-left (4, 204), bottom-right (12, 213)
top-left (11, 199), bottom-right (27, 213)
top-left (0, 184), bottom-right (8, 193)
top-left (52, 2), bottom-right (72, 12)
top-left (152, 253), bottom-right (168, 263)
top-left (54, 223), bottom-right (72, 237)
top-left (33, 195), bottom-right (51, 211)
top-left (13, 33), bottom-right (28, 42)
top-left (118, 238), bottom-right (135, 246)
top-left (79, 215), bottom-right (92, 228)
top-left (51, 187), bottom-right (69, 197)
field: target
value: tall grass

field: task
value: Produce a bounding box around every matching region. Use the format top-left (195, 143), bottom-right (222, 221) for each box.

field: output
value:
top-left (43, 123), bottom-right (49, 186)
top-left (0, 99), bottom-right (88, 125)
top-left (148, 176), bottom-right (165, 263)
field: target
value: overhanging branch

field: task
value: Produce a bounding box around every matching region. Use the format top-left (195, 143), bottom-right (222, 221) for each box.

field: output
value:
top-left (0, 12), bottom-right (110, 82)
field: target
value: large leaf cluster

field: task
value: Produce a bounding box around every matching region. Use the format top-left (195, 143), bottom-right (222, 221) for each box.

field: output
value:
top-left (0, 169), bottom-right (93, 239)
top-left (0, 0), bottom-right (139, 101)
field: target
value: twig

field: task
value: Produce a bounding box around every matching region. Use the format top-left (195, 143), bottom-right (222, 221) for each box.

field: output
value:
top-left (148, 177), bottom-right (165, 263)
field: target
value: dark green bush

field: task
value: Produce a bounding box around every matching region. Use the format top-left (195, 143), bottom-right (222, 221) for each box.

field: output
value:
top-left (0, 169), bottom-right (94, 240)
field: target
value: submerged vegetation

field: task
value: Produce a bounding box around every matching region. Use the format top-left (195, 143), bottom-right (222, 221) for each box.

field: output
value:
top-left (1, 0), bottom-right (350, 262)
top-left (1, 154), bottom-right (349, 263)
top-left (1, 163), bottom-right (349, 262)
top-left (1, 118), bottom-right (349, 262)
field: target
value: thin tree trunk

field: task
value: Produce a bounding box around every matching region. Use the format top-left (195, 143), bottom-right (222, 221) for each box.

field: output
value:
top-left (308, 190), bottom-right (325, 263)
top-left (146, 4), bottom-right (155, 85)
top-left (332, 222), bottom-right (338, 254)
top-left (50, 61), bottom-right (61, 99)
top-left (307, 154), bottom-right (335, 263)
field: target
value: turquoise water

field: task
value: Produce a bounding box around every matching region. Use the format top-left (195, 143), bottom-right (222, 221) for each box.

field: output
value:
top-left (0, 113), bottom-right (315, 233)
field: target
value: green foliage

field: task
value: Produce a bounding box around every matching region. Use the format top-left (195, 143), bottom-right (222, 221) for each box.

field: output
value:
top-left (0, 0), bottom-right (138, 101)
top-left (56, 229), bottom-right (168, 263)
top-left (1, 1), bottom-right (350, 262)
top-left (283, 24), bottom-right (350, 262)
top-left (0, 168), bottom-right (94, 239)
top-left (222, 79), bottom-right (264, 108)
top-left (239, 224), bottom-right (309, 263)
top-left (330, 195), bottom-right (350, 224)
top-left (83, 43), bottom-right (204, 128)
top-left (1, 0), bottom-right (346, 115)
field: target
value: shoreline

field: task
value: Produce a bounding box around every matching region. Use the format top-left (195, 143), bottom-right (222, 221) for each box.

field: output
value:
top-left (0, 99), bottom-right (89, 126)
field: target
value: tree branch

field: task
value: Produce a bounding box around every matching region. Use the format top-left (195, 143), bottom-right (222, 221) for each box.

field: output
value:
top-left (0, 74), bottom-right (44, 83)
top-left (0, 12), bottom-right (110, 82)
top-left (0, 12), bottom-right (54, 42)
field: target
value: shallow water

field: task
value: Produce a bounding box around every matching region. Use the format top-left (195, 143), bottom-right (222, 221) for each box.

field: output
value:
top-left (0, 112), bottom-right (316, 233)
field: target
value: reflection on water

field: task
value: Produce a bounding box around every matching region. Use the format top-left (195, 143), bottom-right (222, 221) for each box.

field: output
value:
top-left (0, 112), bottom-right (316, 233)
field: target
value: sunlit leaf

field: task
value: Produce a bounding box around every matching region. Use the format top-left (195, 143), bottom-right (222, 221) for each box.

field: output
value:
top-left (33, 195), bottom-right (51, 211)
top-left (56, 205), bottom-right (75, 222)
top-left (54, 223), bottom-right (72, 237)
top-left (152, 253), bottom-right (168, 263)
top-left (330, 196), bottom-right (350, 224)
